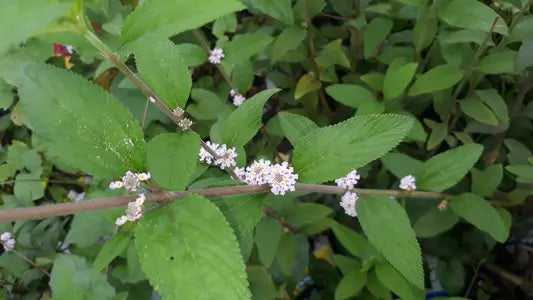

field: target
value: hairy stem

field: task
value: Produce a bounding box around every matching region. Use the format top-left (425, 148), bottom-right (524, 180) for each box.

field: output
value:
top-left (0, 184), bottom-right (445, 222)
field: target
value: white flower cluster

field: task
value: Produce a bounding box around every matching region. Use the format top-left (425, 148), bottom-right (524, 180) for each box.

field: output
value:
top-left (1, 232), bottom-right (15, 251)
top-left (115, 194), bottom-right (146, 226)
top-left (199, 141), bottom-right (237, 169)
top-left (172, 107), bottom-right (193, 130)
top-left (335, 169), bottom-right (361, 217)
top-left (208, 48), bottom-right (224, 64)
top-left (399, 175), bottom-right (416, 191)
top-left (109, 171), bottom-right (151, 192)
top-left (230, 89), bottom-right (246, 106)
top-left (234, 159), bottom-right (299, 196)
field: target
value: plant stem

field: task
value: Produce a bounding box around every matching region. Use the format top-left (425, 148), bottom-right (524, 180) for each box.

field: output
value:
top-left (12, 250), bottom-right (50, 277)
top-left (0, 184), bottom-right (446, 222)
top-left (464, 259), bottom-right (486, 297)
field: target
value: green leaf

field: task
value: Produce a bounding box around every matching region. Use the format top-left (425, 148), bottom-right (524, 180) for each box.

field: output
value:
top-left (65, 211), bottom-right (116, 247)
top-left (212, 194), bottom-right (264, 238)
top-left (247, 266), bottom-right (278, 300)
top-left (188, 88), bottom-right (232, 121)
top-left (367, 271), bottom-right (392, 300)
top-left (16, 63), bottom-right (146, 179)
top-left (408, 64), bottom-right (464, 96)
top-left (135, 39), bottom-right (192, 109)
top-left (413, 8), bottom-right (438, 53)
top-left (292, 114), bottom-right (414, 184)
top-left (416, 144), bottom-right (483, 192)
top-left (363, 17), bottom-right (394, 58)
top-left (331, 222), bottom-right (367, 258)
top-left (147, 132), bottom-right (200, 191)
top-left (413, 206), bottom-right (459, 238)
top-left (223, 33), bottom-right (274, 66)
top-left (436, 258), bottom-right (465, 295)
top-left (276, 234), bottom-right (297, 276)
top-left (335, 270), bottom-right (367, 300)
top-left (274, 112), bottom-right (318, 145)
top-left (475, 51), bottom-right (517, 74)
top-left (506, 165), bottom-right (533, 183)
top-left (375, 262), bottom-right (416, 300)
top-left (383, 59), bottom-right (418, 101)
top-left (0, 0), bottom-right (72, 55)
top-left (0, 79), bottom-right (13, 110)
top-left (380, 153), bottom-right (423, 179)
top-left (175, 43), bottom-right (208, 67)
top-left (122, 0), bottom-right (245, 44)
top-left (212, 13), bottom-right (237, 38)
top-left (426, 122), bottom-right (448, 150)
top-left (358, 195), bottom-right (423, 289)
top-left (285, 203), bottom-right (332, 228)
top-left (255, 218), bottom-right (282, 267)
top-left (450, 193), bottom-right (507, 242)
top-left (326, 84), bottom-right (376, 108)
top-left (475, 89), bottom-right (509, 123)
top-left (267, 26), bottom-right (307, 63)
top-left (92, 232), bottom-right (132, 276)
top-left (316, 39), bottom-right (351, 69)
top-left (232, 60), bottom-right (254, 94)
top-left (510, 16), bottom-right (533, 42)
top-left (437, 0), bottom-right (508, 35)
top-left (250, 0), bottom-right (294, 25)
top-left (295, 73), bottom-right (321, 100)
top-left (471, 164), bottom-right (503, 197)
top-left (516, 40), bottom-right (533, 73)
top-left (439, 29), bottom-right (494, 46)
top-left (135, 194), bottom-right (250, 299)
top-left (51, 254), bottom-right (116, 300)
top-left (460, 97), bottom-right (498, 125)
top-left (214, 89), bottom-right (279, 147)
top-left (14, 172), bottom-right (44, 204)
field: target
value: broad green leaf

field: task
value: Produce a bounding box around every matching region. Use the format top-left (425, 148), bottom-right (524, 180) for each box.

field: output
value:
top-left (436, 258), bottom-right (465, 295)
top-left (426, 122), bottom-right (448, 150)
top-left (51, 254), bottom-right (115, 300)
top-left (122, 0), bottom-right (245, 44)
top-left (439, 29), bottom-right (494, 46)
top-left (367, 271), bottom-right (392, 300)
top-left (331, 222), bottom-right (367, 258)
top-left (332, 255), bottom-right (362, 275)
top-left (255, 218), bottom-right (282, 267)
top-left (510, 16), bottom-right (533, 42)
top-left (363, 17), bottom-right (394, 58)
top-left (135, 39), bottom-right (192, 109)
top-left (0, 0), bottom-right (72, 55)
top-left (188, 88), bottom-right (232, 121)
top-left (506, 165), bottom-right (533, 183)
top-left (293, 0), bottom-right (326, 21)
top-left (0, 79), bottom-right (13, 110)
top-left (471, 164), bottom-right (503, 197)
top-left (247, 266), bottom-right (278, 300)
top-left (475, 89), bottom-right (509, 123)
top-left (212, 13), bottom-right (237, 38)
top-left (232, 60), bottom-right (254, 94)
top-left (292, 114), bottom-right (414, 184)
top-left (276, 234), bottom-right (297, 276)
top-left (326, 84), bottom-right (376, 108)
top-left (285, 203), bottom-right (332, 228)
top-left (516, 40), bottom-right (533, 73)
top-left (475, 51), bottom-right (517, 74)
top-left (416, 144), bottom-right (483, 192)
top-left (408, 64), bottom-right (464, 96)
top-left (396, 0), bottom-right (425, 6)
top-left (223, 33), bottom-right (274, 66)
top-left (147, 132), bottom-right (199, 191)
top-left (413, 206), bottom-right (459, 238)
top-left (360, 73), bottom-right (385, 92)
top-left (92, 232), bottom-right (132, 276)
top-left (267, 26), bottom-right (306, 63)
top-left (214, 89), bottom-right (279, 147)
top-left (14, 172), bottom-right (44, 204)
top-left (335, 270), bottom-right (367, 300)
top-left (504, 138), bottom-right (532, 165)
top-left (358, 195), bottom-right (423, 289)
top-left (459, 97), bottom-right (498, 125)
top-left (250, 0), bottom-right (294, 25)
top-left (135, 194), bottom-right (250, 299)
top-left (175, 43), bottom-right (208, 67)
top-left (383, 59), bottom-right (418, 101)
top-left (65, 211), bottom-right (116, 247)
top-left (295, 73), bottom-right (321, 100)
top-left (212, 194), bottom-right (264, 238)
top-left (437, 0), bottom-right (508, 35)
top-left (380, 153), bottom-right (423, 179)
top-left (316, 39), bottom-right (351, 69)
top-left (375, 262), bottom-right (416, 300)
top-left (449, 193), bottom-right (507, 242)
top-left (274, 112), bottom-right (318, 145)
top-left (16, 63), bottom-right (146, 178)
top-left (413, 8), bottom-right (438, 53)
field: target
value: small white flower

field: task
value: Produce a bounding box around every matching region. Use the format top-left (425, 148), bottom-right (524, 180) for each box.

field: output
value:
top-left (208, 48), bottom-right (225, 64)
top-left (214, 144), bottom-right (238, 169)
top-left (230, 89), bottom-right (237, 97)
top-left (2, 239), bottom-right (15, 251)
top-left (245, 159), bottom-right (272, 185)
top-left (267, 162), bottom-right (298, 196)
top-left (178, 118), bottom-right (193, 131)
top-left (109, 181), bottom-right (121, 189)
top-left (149, 96), bottom-right (156, 103)
top-left (122, 171), bottom-right (141, 192)
top-left (234, 167), bottom-right (248, 183)
top-left (335, 169), bottom-right (361, 190)
top-left (126, 202), bottom-right (143, 221)
top-left (67, 190), bottom-right (86, 202)
top-left (115, 216), bottom-right (128, 226)
top-left (65, 45), bottom-right (74, 55)
top-left (340, 192), bottom-right (358, 217)
top-left (172, 107), bottom-right (185, 117)
top-left (233, 94), bottom-right (246, 106)
top-left (0, 232), bottom-right (12, 242)
top-left (135, 194), bottom-right (146, 206)
top-left (137, 172), bottom-right (151, 181)
top-left (399, 175), bottom-right (416, 191)
top-left (199, 141), bottom-right (219, 164)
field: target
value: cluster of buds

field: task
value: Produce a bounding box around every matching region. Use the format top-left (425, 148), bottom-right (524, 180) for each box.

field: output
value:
top-left (172, 107), bottom-right (194, 131)
top-left (199, 141), bottom-right (238, 169)
top-left (115, 194), bottom-right (146, 226)
top-left (109, 171), bottom-right (151, 192)
top-left (1, 232), bottom-right (15, 252)
top-left (399, 175), bottom-right (416, 191)
top-left (335, 169), bottom-right (361, 217)
top-left (229, 89), bottom-right (246, 106)
top-left (234, 159), bottom-right (299, 196)
top-left (208, 48), bottom-right (225, 64)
